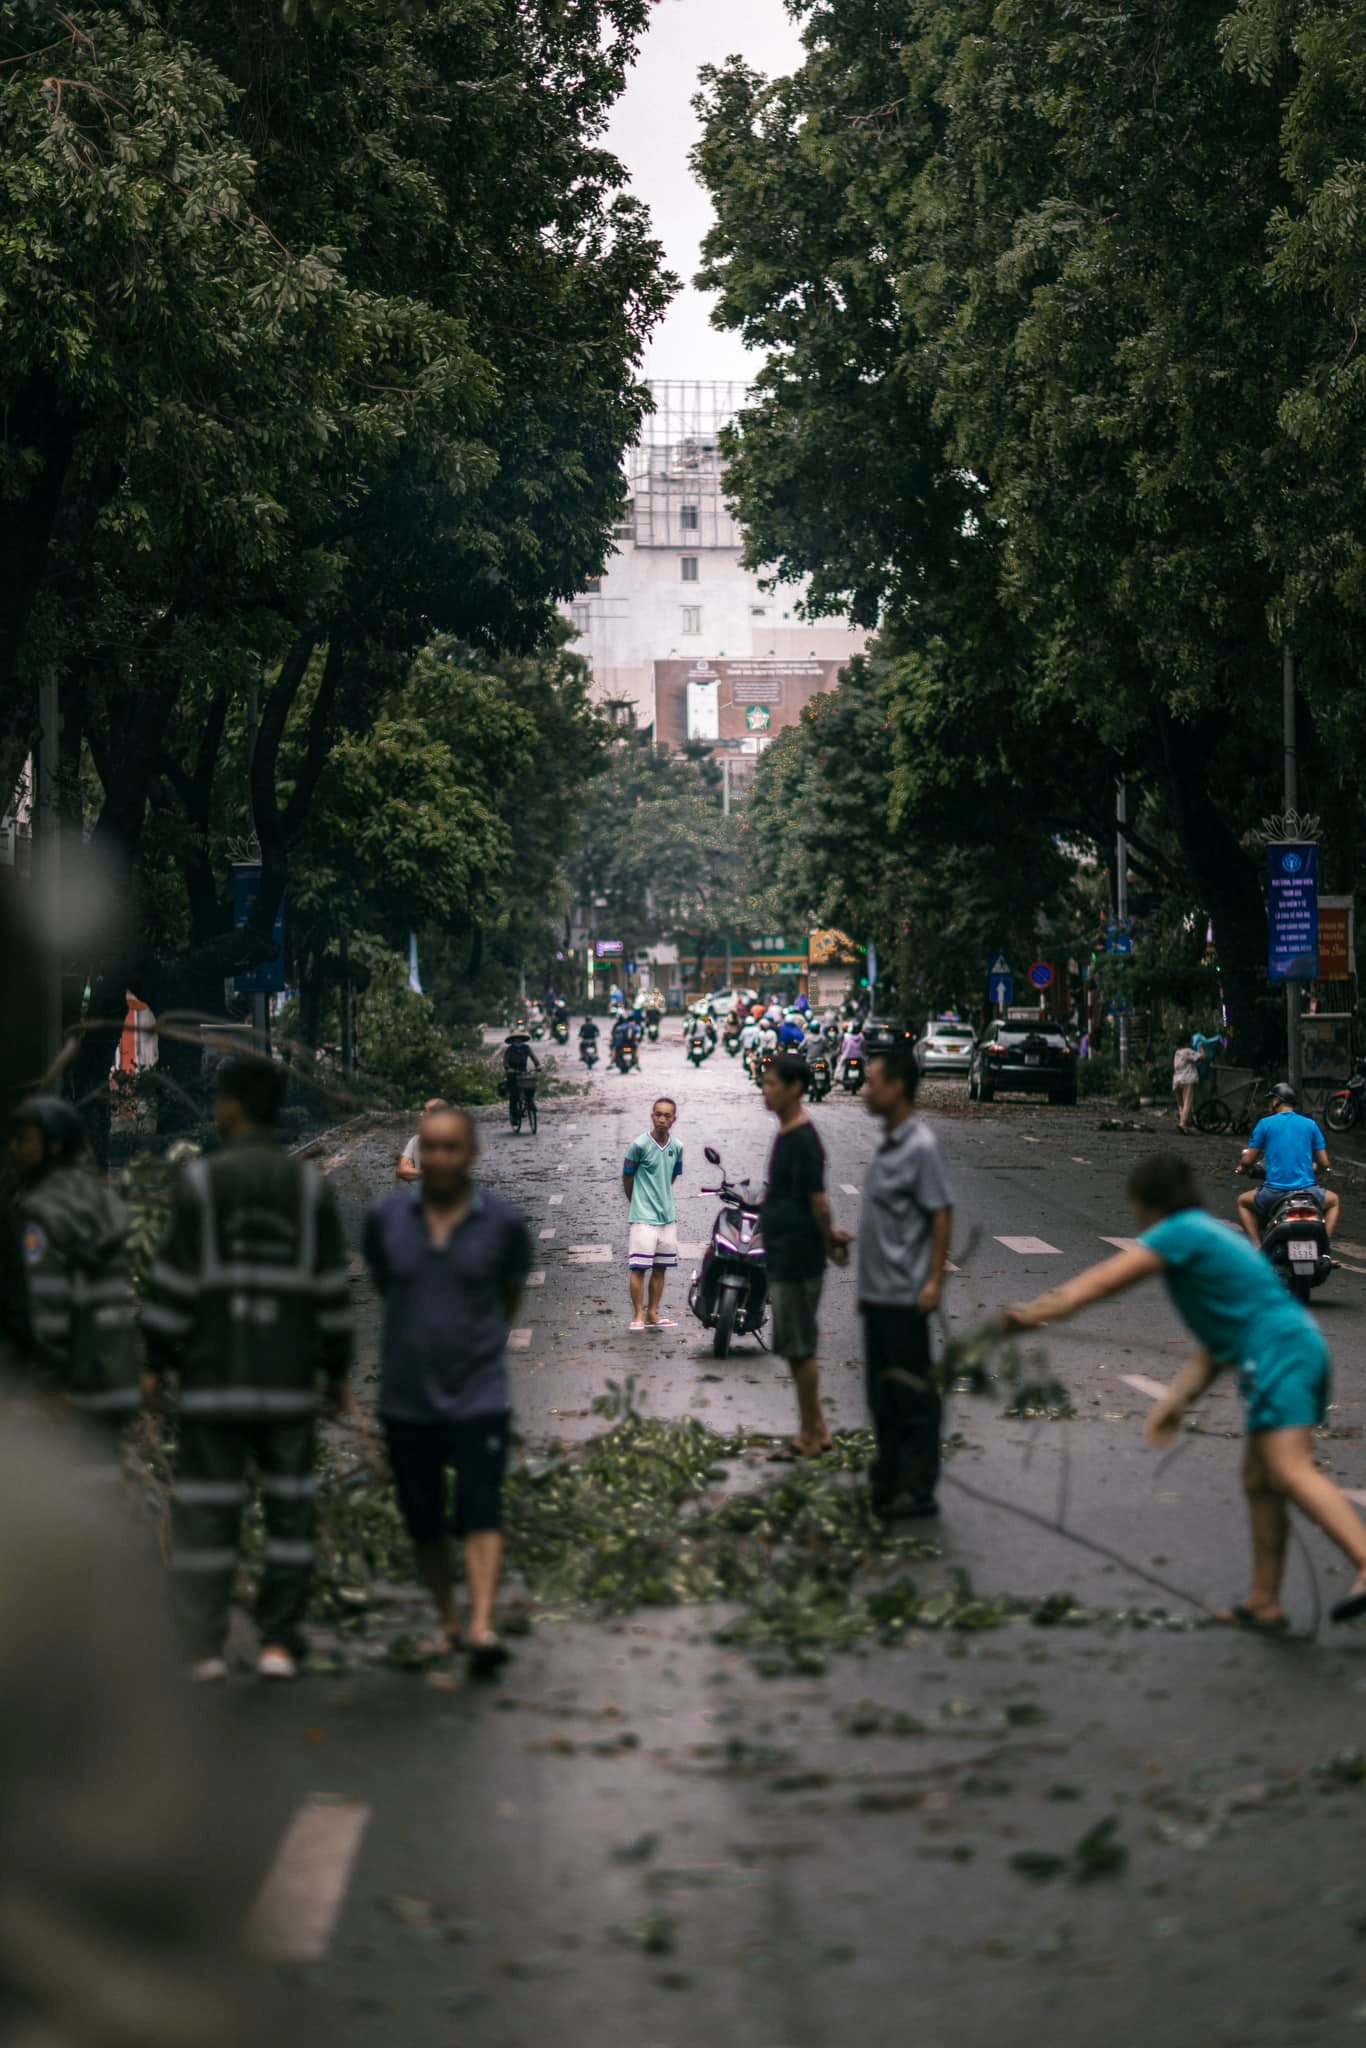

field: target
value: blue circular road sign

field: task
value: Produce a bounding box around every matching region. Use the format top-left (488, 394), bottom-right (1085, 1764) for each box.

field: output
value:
top-left (1027, 961), bottom-right (1055, 990)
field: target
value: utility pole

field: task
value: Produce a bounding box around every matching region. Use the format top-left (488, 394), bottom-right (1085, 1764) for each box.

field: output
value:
top-left (246, 677), bottom-right (269, 1054)
top-left (34, 672), bottom-right (62, 1075)
top-left (1115, 781), bottom-right (1129, 1075)
top-left (1284, 645), bottom-right (1302, 1093)
top-left (721, 756), bottom-right (733, 988)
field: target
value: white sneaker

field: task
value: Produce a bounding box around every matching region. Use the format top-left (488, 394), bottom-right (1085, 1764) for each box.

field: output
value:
top-left (256, 1647), bottom-right (298, 1681)
top-left (190, 1657), bottom-right (229, 1685)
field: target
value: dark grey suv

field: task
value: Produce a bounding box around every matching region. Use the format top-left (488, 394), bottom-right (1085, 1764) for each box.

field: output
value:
top-left (969, 1024), bottom-right (1078, 1106)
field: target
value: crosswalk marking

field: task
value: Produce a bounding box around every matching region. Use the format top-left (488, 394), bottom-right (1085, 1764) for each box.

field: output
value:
top-left (549, 1194), bottom-right (564, 1206)
top-left (1100, 1236), bottom-right (1143, 1254)
top-left (527, 1271), bottom-right (546, 1288)
top-left (568, 1245), bottom-right (612, 1264)
top-left (840, 1183), bottom-right (859, 1197)
top-left (509, 1328), bottom-right (533, 1350)
top-left (539, 1227), bottom-right (556, 1241)
top-left (995, 1235), bottom-right (1062, 1256)
top-left (1120, 1373), bottom-right (1169, 1401)
top-left (247, 1797), bottom-right (370, 1964)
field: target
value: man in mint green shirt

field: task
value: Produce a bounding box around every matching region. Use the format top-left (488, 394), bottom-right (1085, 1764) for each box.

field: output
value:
top-left (622, 1098), bottom-right (683, 1332)
top-left (1004, 1150), bottom-right (1366, 1633)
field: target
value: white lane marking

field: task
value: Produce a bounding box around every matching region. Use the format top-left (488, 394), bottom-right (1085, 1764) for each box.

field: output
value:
top-left (840, 1183), bottom-right (859, 1197)
top-left (247, 1797), bottom-right (370, 1963)
top-left (1336, 1261), bottom-right (1366, 1276)
top-left (549, 1194), bottom-right (564, 1207)
top-left (527, 1271), bottom-right (546, 1288)
top-left (1121, 1374), bottom-right (1170, 1401)
top-left (1071, 1157), bottom-right (1090, 1165)
top-left (567, 1245), bottom-right (612, 1263)
top-left (1023, 1136), bottom-right (1040, 1145)
top-left (995, 1236), bottom-right (1062, 1256)
top-left (539, 1227), bottom-right (556, 1241)
top-left (1101, 1236), bottom-right (1143, 1253)
top-left (509, 1329), bottom-right (533, 1350)
top-left (557, 1162), bottom-right (569, 1174)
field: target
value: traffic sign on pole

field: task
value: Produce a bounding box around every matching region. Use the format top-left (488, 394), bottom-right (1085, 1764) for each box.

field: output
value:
top-left (1027, 961), bottom-right (1055, 991)
top-left (988, 971), bottom-right (1014, 1011)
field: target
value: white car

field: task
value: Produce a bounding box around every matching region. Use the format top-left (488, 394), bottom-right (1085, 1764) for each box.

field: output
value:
top-left (692, 987), bottom-right (759, 1021)
top-left (915, 1017), bottom-right (978, 1075)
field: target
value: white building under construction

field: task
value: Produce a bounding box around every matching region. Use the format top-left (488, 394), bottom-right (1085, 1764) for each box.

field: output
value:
top-left (561, 381), bottom-right (867, 766)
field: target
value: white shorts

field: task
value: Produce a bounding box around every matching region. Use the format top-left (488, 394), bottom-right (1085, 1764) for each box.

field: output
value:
top-left (628, 1222), bottom-right (679, 1270)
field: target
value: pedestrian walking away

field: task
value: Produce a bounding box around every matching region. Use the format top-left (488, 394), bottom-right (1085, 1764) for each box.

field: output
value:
top-left (142, 1057), bottom-right (353, 1684)
top-left (396, 1098), bottom-right (450, 1181)
top-left (8, 1094), bottom-right (142, 1478)
top-left (623, 1098), bottom-right (683, 1331)
top-left (365, 1105), bottom-right (531, 1675)
top-left (1003, 1150), bottom-right (1366, 1632)
top-left (857, 1043), bottom-right (953, 1518)
top-left (760, 1053), bottom-right (850, 1458)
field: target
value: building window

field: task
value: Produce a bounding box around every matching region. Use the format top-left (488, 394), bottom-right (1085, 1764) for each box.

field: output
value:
top-left (584, 578), bottom-right (602, 594)
top-left (604, 700), bottom-right (634, 729)
top-left (750, 605), bottom-right (766, 617)
top-left (680, 503), bottom-right (699, 531)
top-left (681, 557), bottom-right (699, 583)
top-left (571, 604), bottom-right (591, 634)
top-left (681, 606), bottom-right (702, 636)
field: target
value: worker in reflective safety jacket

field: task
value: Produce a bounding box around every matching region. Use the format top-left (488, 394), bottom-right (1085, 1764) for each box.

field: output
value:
top-left (142, 1056), bottom-right (353, 1684)
top-left (9, 1096), bottom-right (141, 1470)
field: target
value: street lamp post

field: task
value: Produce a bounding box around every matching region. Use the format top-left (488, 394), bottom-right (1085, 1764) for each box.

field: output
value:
top-left (1115, 781), bottom-right (1129, 1075)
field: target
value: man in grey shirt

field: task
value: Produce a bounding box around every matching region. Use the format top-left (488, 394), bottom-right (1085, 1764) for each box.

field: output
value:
top-left (859, 1040), bottom-right (953, 1518)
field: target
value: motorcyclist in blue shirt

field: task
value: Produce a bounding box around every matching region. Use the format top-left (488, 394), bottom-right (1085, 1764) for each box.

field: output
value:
top-left (778, 1012), bottom-right (807, 1051)
top-left (1236, 1083), bottom-right (1339, 1246)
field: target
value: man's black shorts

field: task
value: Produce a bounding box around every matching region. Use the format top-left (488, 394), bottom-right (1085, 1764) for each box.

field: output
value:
top-left (382, 1413), bottom-right (511, 1543)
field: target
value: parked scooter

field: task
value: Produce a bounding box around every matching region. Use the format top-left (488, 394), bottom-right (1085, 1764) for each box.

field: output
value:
top-left (688, 1145), bottom-right (769, 1358)
top-left (1325, 1071), bottom-right (1366, 1134)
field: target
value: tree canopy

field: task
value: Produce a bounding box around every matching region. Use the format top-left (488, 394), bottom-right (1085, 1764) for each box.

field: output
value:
top-left (694, 1), bottom-right (1366, 1054)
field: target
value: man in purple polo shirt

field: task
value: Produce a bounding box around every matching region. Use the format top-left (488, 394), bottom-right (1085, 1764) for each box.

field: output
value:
top-left (364, 1106), bottom-right (531, 1675)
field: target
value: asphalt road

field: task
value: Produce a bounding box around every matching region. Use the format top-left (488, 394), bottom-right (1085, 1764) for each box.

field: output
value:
top-left (227, 1023), bottom-right (1366, 2048)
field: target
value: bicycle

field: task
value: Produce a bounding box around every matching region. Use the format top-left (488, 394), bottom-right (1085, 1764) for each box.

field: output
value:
top-left (1194, 1071), bottom-right (1333, 1137)
top-left (1193, 1071), bottom-right (1272, 1136)
top-left (505, 1073), bottom-right (538, 1135)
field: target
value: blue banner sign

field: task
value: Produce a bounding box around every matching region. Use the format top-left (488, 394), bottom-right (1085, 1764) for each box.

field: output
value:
top-left (1267, 843), bottom-right (1319, 983)
top-left (232, 865), bottom-right (287, 996)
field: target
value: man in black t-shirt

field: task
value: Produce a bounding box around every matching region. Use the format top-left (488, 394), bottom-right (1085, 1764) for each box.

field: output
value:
top-left (760, 1053), bottom-right (851, 1456)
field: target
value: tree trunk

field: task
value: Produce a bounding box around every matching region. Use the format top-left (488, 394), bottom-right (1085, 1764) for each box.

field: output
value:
top-left (1157, 710), bottom-right (1277, 1066)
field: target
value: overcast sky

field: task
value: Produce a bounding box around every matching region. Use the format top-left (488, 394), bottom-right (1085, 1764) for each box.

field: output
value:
top-left (606, 0), bottom-right (805, 383)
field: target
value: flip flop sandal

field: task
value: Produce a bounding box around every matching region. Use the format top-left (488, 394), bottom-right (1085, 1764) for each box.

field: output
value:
top-left (651, 1318), bottom-right (678, 1329)
top-left (629, 1320), bottom-right (647, 1332)
top-left (1225, 1604), bottom-right (1290, 1635)
top-left (1330, 1590), bottom-right (1366, 1626)
top-left (467, 1635), bottom-right (510, 1678)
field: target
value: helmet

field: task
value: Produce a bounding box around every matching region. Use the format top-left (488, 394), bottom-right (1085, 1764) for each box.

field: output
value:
top-left (1268, 1081), bottom-right (1298, 1106)
top-left (10, 1095), bottom-right (84, 1159)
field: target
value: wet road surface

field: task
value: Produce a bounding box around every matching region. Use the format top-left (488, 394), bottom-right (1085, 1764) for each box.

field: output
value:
top-left (229, 1024), bottom-right (1366, 2046)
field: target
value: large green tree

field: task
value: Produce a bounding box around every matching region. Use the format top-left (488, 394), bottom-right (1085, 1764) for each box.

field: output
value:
top-left (694, 1), bottom-right (1366, 1057)
top-left (0, 1), bottom-right (669, 1106)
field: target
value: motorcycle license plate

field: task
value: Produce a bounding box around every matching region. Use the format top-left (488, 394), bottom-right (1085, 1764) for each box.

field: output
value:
top-left (1025, 1054), bottom-right (1041, 1066)
top-left (1288, 1242), bottom-right (1318, 1264)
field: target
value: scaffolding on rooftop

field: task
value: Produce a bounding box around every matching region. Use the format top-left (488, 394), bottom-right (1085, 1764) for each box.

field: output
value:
top-left (622, 380), bottom-right (753, 550)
